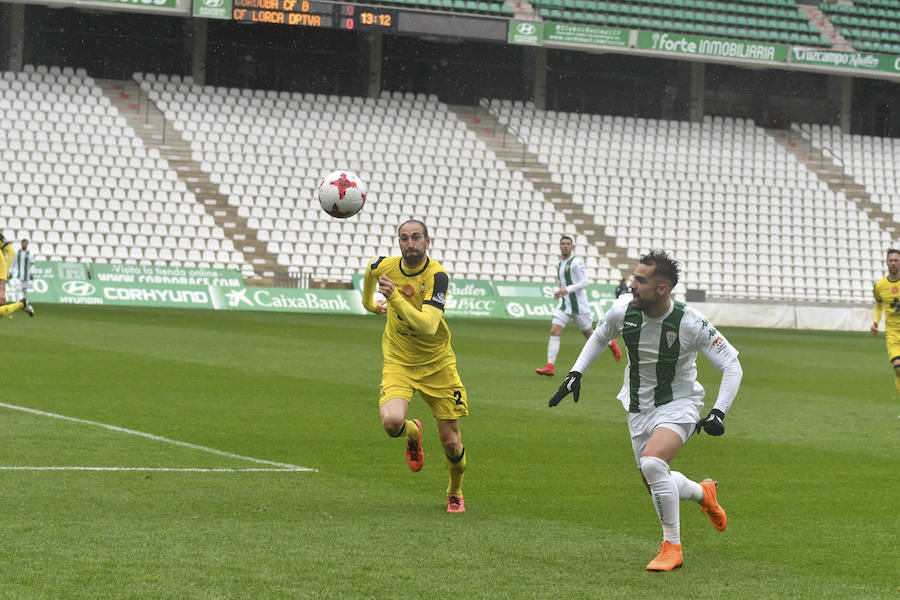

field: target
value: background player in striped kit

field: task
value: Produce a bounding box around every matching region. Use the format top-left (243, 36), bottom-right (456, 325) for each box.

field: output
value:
top-left (548, 250), bottom-right (742, 571)
top-left (10, 239), bottom-right (34, 304)
top-left (536, 235), bottom-right (620, 376)
top-left (0, 233), bottom-right (35, 318)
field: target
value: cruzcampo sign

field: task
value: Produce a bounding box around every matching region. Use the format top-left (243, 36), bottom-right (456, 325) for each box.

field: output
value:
top-left (636, 31), bottom-right (789, 63)
top-left (790, 48), bottom-right (900, 74)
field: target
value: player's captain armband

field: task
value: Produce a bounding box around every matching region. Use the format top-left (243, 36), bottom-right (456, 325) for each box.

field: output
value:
top-left (425, 272), bottom-right (449, 310)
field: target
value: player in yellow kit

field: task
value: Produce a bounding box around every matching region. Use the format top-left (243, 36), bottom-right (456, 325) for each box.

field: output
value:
top-left (362, 219), bottom-right (468, 513)
top-left (871, 248), bottom-right (900, 398)
top-left (0, 233), bottom-right (35, 318)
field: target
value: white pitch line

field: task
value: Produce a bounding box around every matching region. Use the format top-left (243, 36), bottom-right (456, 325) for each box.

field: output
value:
top-left (0, 466), bottom-right (308, 472)
top-left (0, 402), bottom-right (316, 473)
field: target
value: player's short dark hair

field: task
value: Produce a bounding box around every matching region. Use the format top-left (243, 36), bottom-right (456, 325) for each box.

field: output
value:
top-left (640, 249), bottom-right (680, 288)
top-left (398, 219), bottom-right (428, 238)
top-left (560, 235), bottom-right (573, 244)
top-left (887, 248), bottom-right (900, 258)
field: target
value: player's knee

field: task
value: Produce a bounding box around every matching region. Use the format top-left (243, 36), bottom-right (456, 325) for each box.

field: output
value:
top-left (382, 414), bottom-right (405, 437)
top-left (639, 456), bottom-right (669, 485)
top-left (442, 439), bottom-right (462, 457)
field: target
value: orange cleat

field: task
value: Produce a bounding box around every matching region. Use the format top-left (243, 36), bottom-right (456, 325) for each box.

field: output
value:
top-left (535, 363), bottom-right (555, 376)
top-left (609, 339), bottom-right (622, 361)
top-left (405, 418), bottom-right (423, 472)
top-left (699, 479), bottom-right (727, 531)
top-left (646, 541), bottom-right (683, 571)
top-left (446, 493), bottom-right (466, 513)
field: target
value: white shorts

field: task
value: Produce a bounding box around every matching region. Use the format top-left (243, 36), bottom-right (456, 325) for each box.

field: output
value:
top-left (12, 279), bottom-right (29, 299)
top-left (551, 307), bottom-right (593, 332)
top-left (626, 399), bottom-right (701, 466)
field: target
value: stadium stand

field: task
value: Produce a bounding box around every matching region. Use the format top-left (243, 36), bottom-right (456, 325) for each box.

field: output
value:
top-left (136, 73), bottom-right (616, 284)
top-left (819, 0), bottom-right (900, 55)
top-left (798, 122), bottom-right (900, 229)
top-left (1, 65), bottom-right (894, 303)
top-left (396, 0), bottom-right (513, 16)
top-left (530, 0), bottom-right (831, 47)
top-left (0, 65), bottom-right (247, 273)
top-left (486, 98), bottom-right (888, 304)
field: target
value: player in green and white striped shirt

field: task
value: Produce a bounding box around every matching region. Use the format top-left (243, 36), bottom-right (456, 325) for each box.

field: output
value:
top-left (10, 239), bottom-right (34, 303)
top-left (549, 250), bottom-right (742, 572)
top-left (0, 233), bottom-right (34, 318)
top-left (535, 235), bottom-right (621, 376)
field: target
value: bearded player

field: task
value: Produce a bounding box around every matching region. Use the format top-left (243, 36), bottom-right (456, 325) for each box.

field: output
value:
top-left (362, 219), bottom-right (468, 513)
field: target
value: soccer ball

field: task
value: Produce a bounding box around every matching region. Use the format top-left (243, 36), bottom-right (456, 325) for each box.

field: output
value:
top-left (316, 170), bottom-right (367, 218)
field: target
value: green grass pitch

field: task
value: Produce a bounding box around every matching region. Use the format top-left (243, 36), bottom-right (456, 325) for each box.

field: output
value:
top-left (0, 304), bottom-right (896, 599)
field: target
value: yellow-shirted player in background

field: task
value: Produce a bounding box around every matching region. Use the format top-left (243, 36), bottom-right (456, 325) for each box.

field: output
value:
top-left (0, 233), bottom-right (35, 318)
top-left (362, 219), bottom-right (468, 513)
top-left (871, 248), bottom-right (900, 399)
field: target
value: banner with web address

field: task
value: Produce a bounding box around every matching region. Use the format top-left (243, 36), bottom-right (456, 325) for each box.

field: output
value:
top-left (20, 261), bottom-right (617, 319)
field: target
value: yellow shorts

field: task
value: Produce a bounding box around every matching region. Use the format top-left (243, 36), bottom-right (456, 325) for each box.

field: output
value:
top-left (887, 333), bottom-right (900, 362)
top-left (380, 360), bottom-right (468, 420)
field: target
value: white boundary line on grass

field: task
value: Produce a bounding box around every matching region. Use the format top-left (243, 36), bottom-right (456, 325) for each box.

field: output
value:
top-left (0, 402), bottom-right (317, 473)
top-left (0, 466), bottom-right (307, 472)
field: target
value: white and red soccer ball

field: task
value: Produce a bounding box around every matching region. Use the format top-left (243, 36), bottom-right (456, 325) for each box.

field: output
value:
top-left (316, 170), bottom-right (367, 218)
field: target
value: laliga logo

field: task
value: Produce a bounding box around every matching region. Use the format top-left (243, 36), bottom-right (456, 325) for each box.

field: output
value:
top-left (507, 302), bottom-right (525, 318)
top-left (61, 281), bottom-right (96, 296)
top-left (516, 23), bottom-right (537, 35)
top-left (203, 0), bottom-right (223, 7)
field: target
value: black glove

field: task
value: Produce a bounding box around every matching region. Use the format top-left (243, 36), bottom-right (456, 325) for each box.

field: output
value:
top-left (695, 409), bottom-right (725, 435)
top-left (549, 371), bottom-right (582, 407)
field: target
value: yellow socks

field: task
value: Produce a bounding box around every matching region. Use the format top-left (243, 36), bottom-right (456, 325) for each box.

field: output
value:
top-left (403, 419), bottom-right (420, 441)
top-left (445, 447), bottom-right (466, 496)
top-left (0, 301), bottom-right (23, 318)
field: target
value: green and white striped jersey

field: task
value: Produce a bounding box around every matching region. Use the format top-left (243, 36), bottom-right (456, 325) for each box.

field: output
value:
top-left (556, 255), bottom-right (590, 315)
top-left (11, 248), bottom-right (33, 282)
top-left (573, 294), bottom-right (740, 414)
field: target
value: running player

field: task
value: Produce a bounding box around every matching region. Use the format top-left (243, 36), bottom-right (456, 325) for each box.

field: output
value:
top-left (362, 220), bottom-right (468, 513)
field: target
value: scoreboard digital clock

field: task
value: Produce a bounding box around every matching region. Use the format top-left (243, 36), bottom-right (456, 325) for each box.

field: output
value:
top-left (339, 4), bottom-right (398, 31)
top-left (232, 0), bottom-right (335, 27)
top-left (201, 0), bottom-right (507, 41)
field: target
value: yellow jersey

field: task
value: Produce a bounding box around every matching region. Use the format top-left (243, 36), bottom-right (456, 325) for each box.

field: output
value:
top-left (0, 233), bottom-right (13, 281)
top-left (873, 276), bottom-right (900, 334)
top-left (362, 255), bottom-right (454, 368)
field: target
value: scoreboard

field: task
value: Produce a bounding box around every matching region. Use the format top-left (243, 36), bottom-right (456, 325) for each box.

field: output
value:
top-left (231, 0), bottom-right (336, 27)
top-left (203, 0), bottom-right (507, 41)
top-left (338, 4), bottom-right (398, 32)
